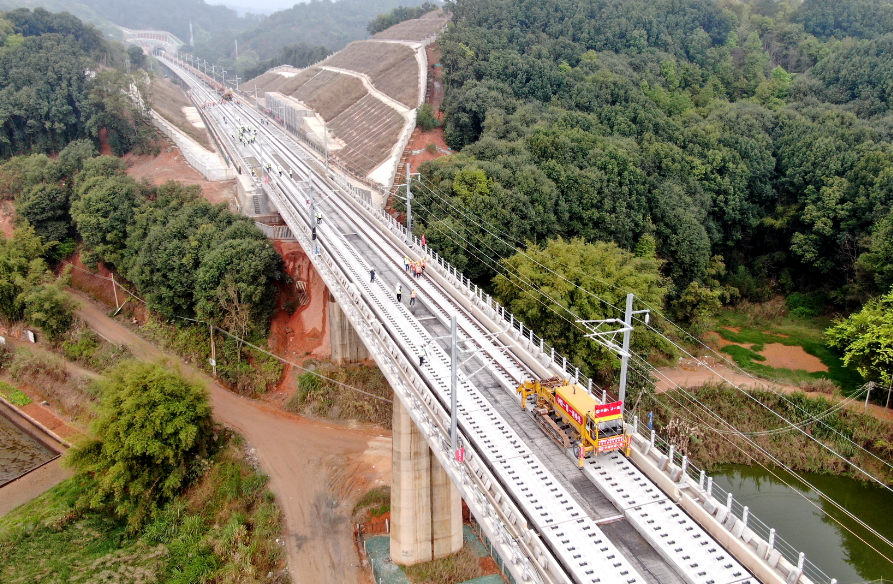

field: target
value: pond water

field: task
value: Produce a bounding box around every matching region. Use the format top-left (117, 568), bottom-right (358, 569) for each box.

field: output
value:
top-left (713, 465), bottom-right (893, 584)
top-left (0, 411), bottom-right (56, 486)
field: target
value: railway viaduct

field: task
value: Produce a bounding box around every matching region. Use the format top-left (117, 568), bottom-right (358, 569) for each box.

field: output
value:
top-left (124, 29), bottom-right (835, 584)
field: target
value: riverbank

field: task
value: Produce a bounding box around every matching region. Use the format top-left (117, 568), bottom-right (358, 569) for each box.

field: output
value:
top-left (648, 383), bottom-right (893, 484)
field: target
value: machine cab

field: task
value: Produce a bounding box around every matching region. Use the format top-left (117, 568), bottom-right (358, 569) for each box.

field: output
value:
top-left (584, 400), bottom-right (629, 456)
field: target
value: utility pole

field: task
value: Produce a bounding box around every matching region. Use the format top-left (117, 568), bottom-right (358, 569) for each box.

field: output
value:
top-left (259, 130), bottom-right (266, 183)
top-left (209, 324), bottom-right (217, 377)
top-left (865, 382), bottom-right (874, 413)
top-left (395, 164), bottom-right (420, 244)
top-left (234, 39), bottom-right (239, 60)
top-left (110, 273), bottom-right (120, 311)
top-left (577, 293), bottom-right (650, 414)
top-left (405, 162), bottom-right (412, 243)
top-left (886, 381), bottom-right (892, 410)
top-left (618, 293), bottom-right (634, 406)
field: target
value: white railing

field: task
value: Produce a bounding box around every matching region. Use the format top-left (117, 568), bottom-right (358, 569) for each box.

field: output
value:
top-left (628, 417), bottom-right (836, 584)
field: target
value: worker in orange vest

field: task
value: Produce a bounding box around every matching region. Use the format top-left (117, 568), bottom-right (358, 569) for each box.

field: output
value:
top-left (410, 289), bottom-right (417, 306)
top-left (421, 258), bottom-right (426, 273)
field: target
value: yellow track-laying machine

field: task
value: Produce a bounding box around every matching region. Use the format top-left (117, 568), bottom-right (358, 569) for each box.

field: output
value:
top-left (518, 377), bottom-right (630, 466)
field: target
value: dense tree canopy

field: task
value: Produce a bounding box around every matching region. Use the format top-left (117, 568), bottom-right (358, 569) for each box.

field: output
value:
top-left (0, 8), bottom-right (152, 159)
top-left (2, 149), bottom-right (283, 337)
top-left (411, 0), bottom-right (893, 321)
top-left (493, 237), bottom-right (669, 382)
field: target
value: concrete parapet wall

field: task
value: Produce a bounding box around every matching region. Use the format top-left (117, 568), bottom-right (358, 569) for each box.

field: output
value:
top-left (151, 112), bottom-right (235, 181)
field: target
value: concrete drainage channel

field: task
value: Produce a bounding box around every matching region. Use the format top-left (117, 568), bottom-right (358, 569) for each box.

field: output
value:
top-left (360, 524), bottom-right (510, 584)
top-left (0, 398), bottom-right (64, 488)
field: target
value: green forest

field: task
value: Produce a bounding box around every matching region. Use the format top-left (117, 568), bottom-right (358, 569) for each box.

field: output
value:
top-left (0, 7), bottom-right (153, 157)
top-left (409, 0), bottom-right (893, 313)
top-left (0, 9), bottom-right (283, 386)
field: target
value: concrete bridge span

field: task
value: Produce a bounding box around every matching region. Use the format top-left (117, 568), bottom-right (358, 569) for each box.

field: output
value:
top-left (161, 53), bottom-right (832, 584)
top-left (121, 27), bottom-right (184, 56)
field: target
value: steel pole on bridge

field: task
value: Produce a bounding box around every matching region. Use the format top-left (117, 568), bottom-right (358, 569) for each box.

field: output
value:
top-left (450, 314), bottom-right (458, 454)
top-left (618, 293), bottom-right (634, 408)
top-left (406, 163), bottom-right (412, 244)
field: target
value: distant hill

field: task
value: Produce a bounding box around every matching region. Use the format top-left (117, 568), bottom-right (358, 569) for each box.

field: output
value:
top-left (235, 0), bottom-right (436, 58)
top-left (0, 0), bottom-right (252, 42)
top-left (0, 0), bottom-right (120, 37)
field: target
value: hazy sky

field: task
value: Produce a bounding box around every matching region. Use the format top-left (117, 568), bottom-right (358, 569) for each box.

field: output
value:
top-left (219, 0), bottom-right (302, 13)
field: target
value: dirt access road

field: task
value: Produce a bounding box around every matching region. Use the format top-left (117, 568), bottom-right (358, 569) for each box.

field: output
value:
top-left (68, 292), bottom-right (392, 583)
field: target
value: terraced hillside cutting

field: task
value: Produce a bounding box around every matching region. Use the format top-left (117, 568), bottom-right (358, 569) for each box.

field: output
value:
top-left (321, 41), bottom-right (420, 108)
top-left (330, 95), bottom-right (405, 176)
top-left (373, 10), bottom-right (449, 41)
top-left (244, 69), bottom-right (295, 96)
top-left (290, 69), bottom-right (367, 120)
top-left (242, 14), bottom-right (439, 184)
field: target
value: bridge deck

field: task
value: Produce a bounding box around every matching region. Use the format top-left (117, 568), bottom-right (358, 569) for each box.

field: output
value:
top-left (163, 55), bottom-right (761, 584)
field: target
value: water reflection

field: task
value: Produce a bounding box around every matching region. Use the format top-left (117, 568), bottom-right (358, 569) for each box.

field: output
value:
top-left (0, 412), bottom-right (56, 486)
top-left (713, 465), bottom-right (893, 584)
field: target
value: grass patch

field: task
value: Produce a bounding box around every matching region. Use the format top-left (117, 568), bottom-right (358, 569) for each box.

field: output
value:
top-left (403, 545), bottom-right (483, 584)
top-left (0, 380), bottom-right (31, 406)
top-left (0, 434), bottom-right (286, 583)
top-left (61, 326), bottom-right (131, 373)
top-left (715, 306), bottom-right (863, 393)
top-left (353, 486), bottom-right (390, 520)
top-left (5, 347), bottom-right (96, 419)
top-left (285, 361), bottom-right (392, 428)
top-left (650, 383), bottom-right (893, 484)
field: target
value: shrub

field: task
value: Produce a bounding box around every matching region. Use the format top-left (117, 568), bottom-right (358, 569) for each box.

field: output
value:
top-left (404, 546), bottom-right (483, 584)
top-left (23, 281), bottom-right (75, 342)
top-left (62, 328), bottom-right (100, 362)
top-left (7, 347), bottom-right (95, 418)
top-left (801, 377), bottom-right (839, 395)
top-left (786, 292), bottom-right (825, 318)
top-left (0, 380), bottom-right (31, 406)
top-left (353, 486), bottom-right (390, 519)
top-left (417, 103), bottom-right (439, 131)
top-left (65, 361), bottom-right (214, 530)
top-left (285, 363), bottom-right (392, 427)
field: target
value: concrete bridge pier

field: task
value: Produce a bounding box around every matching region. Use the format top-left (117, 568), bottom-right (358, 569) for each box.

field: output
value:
top-left (391, 398), bottom-right (463, 565)
top-left (329, 296), bottom-right (369, 364)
